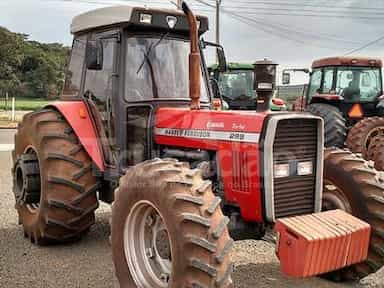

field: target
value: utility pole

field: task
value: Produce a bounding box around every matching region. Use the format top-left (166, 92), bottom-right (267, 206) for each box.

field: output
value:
top-left (177, 0), bottom-right (182, 9)
top-left (216, 0), bottom-right (222, 45)
top-left (215, 0), bottom-right (222, 63)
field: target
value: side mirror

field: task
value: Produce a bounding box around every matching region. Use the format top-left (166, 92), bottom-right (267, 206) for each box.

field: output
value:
top-left (201, 39), bottom-right (228, 72)
top-left (216, 47), bottom-right (227, 72)
top-left (86, 39), bottom-right (103, 70)
top-left (282, 72), bottom-right (290, 85)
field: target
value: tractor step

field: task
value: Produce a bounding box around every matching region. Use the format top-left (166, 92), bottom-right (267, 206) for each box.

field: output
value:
top-left (274, 209), bottom-right (371, 278)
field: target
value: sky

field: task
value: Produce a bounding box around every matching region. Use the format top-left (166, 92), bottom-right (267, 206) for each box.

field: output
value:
top-left (0, 0), bottom-right (383, 84)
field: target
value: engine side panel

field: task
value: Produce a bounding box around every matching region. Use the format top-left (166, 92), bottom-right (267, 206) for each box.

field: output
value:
top-left (154, 108), bottom-right (267, 222)
top-left (47, 101), bottom-right (105, 171)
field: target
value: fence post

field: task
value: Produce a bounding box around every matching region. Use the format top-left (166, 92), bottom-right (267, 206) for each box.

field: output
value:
top-left (11, 97), bottom-right (15, 122)
top-left (5, 92), bottom-right (9, 111)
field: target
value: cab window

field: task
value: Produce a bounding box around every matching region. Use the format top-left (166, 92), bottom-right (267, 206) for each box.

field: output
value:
top-left (307, 69), bottom-right (322, 100)
top-left (62, 35), bottom-right (86, 98)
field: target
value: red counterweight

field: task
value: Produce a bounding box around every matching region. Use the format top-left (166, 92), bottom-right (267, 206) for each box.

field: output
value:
top-left (275, 209), bottom-right (371, 278)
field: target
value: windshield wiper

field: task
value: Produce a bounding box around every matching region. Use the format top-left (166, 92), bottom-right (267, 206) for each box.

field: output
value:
top-left (136, 32), bottom-right (169, 75)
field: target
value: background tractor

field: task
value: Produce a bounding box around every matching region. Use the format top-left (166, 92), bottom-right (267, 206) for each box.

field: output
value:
top-left (11, 3), bottom-right (384, 287)
top-left (283, 57), bottom-right (384, 157)
top-left (209, 61), bottom-right (287, 111)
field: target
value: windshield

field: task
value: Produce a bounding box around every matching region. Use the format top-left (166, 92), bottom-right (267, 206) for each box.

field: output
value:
top-left (124, 35), bottom-right (209, 102)
top-left (307, 67), bottom-right (382, 102)
top-left (336, 67), bottom-right (381, 102)
top-left (218, 70), bottom-right (256, 100)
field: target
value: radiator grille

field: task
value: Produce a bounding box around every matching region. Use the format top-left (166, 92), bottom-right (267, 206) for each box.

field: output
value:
top-left (232, 151), bottom-right (250, 192)
top-left (273, 119), bottom-right (318, 219)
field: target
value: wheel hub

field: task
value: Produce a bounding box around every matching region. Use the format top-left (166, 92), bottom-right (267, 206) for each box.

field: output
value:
top-left (14, 152), bottom-right (41, 210)
top-left (366, 127), bottom-right (384, 150)
top-left (155, 230), bottom-right (171, 260)
top-left (124, 201), bottom-right (172, 288)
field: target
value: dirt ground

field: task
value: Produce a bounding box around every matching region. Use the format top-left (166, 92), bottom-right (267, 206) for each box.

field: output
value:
top-left (0, 130), bottom-right (383, 287)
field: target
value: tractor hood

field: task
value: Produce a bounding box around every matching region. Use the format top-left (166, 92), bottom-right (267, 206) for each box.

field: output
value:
top-left (154, 108), bottom-right (266, 150)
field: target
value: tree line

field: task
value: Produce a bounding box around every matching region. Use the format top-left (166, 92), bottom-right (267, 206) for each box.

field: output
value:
top-left (0, 26), bottom-right (70, 99)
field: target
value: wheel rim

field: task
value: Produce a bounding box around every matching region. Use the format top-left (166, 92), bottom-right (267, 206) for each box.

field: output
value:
top-left (365, 126), bottom-right (384, 151)
top-left (124, 200), bottom-right (172, 288)
top-left (322, 180), bottom-right (352, 213)
top-left (15, 149), bottom-right (41, 213)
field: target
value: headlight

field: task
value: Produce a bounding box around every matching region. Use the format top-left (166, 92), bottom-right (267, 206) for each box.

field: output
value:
top-left (297, 161), bottom-right (313, 176)
top-left (274, 163), bottom-right (290, 178)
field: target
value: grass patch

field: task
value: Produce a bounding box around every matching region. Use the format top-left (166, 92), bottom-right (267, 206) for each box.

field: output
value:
top-left (0, 98), bottom-right (51, 111)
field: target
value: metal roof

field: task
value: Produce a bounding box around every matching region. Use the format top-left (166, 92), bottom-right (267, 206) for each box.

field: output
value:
top-left (312, 57), bottom-right (383, 68)
top-left (210, 62), bottom-right (254, 71)
top-left (70, 5), bottom-right (207, 35)
top-left (71, 6), bottom-right (135, 34)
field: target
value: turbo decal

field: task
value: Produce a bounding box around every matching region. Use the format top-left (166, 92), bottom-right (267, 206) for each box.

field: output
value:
top-left (155, 127), bottom-right (259, 143)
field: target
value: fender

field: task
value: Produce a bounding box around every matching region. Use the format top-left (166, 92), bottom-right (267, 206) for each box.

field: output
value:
top-left (46, 101), bottom-right (105, 171)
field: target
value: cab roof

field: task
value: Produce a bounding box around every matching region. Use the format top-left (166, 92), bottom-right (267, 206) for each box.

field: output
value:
top-left (312, 57), bottom-right (382, 69)
top-left (71, 5), bottom-right (209, 35)
top-left (210, 62), bottom-right (254, 70)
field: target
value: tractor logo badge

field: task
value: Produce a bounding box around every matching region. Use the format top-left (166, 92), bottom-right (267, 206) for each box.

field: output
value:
top-left (166, 16), bottom-right (178, 29)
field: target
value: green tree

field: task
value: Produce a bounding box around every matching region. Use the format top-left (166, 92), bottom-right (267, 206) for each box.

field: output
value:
top-left (0, 27), bottom-right (24, 97)
top-left (0, 26), bottom-right (70, 99)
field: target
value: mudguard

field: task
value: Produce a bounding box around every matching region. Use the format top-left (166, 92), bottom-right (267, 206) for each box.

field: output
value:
top-left (46, 101), bottom-right (105, 171)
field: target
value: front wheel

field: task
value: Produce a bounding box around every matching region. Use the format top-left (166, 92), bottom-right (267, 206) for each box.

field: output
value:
top-left (112, 159), bottom-right (233, 288)
top-left (322, 148), bottom-right (384, 281)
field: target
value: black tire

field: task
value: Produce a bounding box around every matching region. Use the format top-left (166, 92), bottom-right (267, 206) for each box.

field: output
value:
top-left (307, 103), bottom-right (347, 148)
top-left (322, 148), bottom-right (384, 281)
top-left (112, 158), bottom-right (233, 288)
top-left (12, 108), bottom-right (99, 244)
top-left (346, 117), bottom-right (384, 155)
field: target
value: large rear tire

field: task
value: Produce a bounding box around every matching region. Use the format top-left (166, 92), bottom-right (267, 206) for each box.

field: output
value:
top-left (12, 109), bottom-right (99, 244)
top-left (307, 103), bottom-right (347, 148)
top-left (322, 148), bottom-right (384, 281)
top-left (112, 158), bottom-right (233, 288)
top-left (346, 117), bottom-right (384, 155)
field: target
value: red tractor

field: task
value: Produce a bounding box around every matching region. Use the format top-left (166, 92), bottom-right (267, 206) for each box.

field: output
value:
top-left (12, 3), bottom-right (384, 287)
top-left (284, 57), bottom-right (384, 157)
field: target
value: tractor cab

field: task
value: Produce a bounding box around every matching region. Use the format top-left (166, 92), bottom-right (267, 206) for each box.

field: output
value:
top-left (63, 5), bottom-right (212, 171)
top-left (209, 61), bottom-right (287, 111)
top-left (308, 57), bottom-right (383, 120)
top-left (283, 56), bottom-right (384, 148)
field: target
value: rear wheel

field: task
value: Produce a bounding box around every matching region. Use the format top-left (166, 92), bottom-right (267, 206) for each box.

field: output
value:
top-left (112, 158), bottom-right (233, 288)
top-left (13, 109), bottom-right (99, 244)
top-left (307, 103), bottom-right (347, 148)
top-left (322, 148), bottom-right (384, 281)
top-left (346, 117), bottom-right (384, 155)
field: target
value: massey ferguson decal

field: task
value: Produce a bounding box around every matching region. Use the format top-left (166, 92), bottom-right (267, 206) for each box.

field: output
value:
top-left (155, 127), bottom-right (260, 143)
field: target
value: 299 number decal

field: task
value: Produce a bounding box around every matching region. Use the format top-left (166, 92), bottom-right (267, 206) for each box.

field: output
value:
top-left (229, 133), bottom-right (245, 140)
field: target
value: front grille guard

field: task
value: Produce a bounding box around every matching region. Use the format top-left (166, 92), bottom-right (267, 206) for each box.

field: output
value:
top-left (262, 113), bottom-right (324, 222)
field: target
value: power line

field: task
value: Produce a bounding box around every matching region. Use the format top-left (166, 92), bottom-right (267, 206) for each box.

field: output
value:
top-left (220, 6), bottom-right (384, 16)
top-left (193, 0), bottom-right (363, 48)
top-left (220, 1), bottom-right (384, 11)
top-left (193, 0), bottom-right (349, 50)
top-left (344, 34), bottom-right (384, 55)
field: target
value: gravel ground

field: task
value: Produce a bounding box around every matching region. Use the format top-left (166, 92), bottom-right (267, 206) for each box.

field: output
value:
top-left (0, 132), bottom-right (383, 287)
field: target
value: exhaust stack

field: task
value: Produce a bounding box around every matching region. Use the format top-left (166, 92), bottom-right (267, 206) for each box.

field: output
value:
top-left (182, 2), bottom-right (201, 110)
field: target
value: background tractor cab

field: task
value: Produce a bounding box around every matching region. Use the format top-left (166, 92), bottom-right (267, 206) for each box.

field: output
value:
top-left (283, 57), bottom-right (384, 147)
top-left (209, 61), bottom-right (287, 111)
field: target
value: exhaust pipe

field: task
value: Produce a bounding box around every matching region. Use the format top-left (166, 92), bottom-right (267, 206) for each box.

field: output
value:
top-left (182, 2), bottom-right (201, 110)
